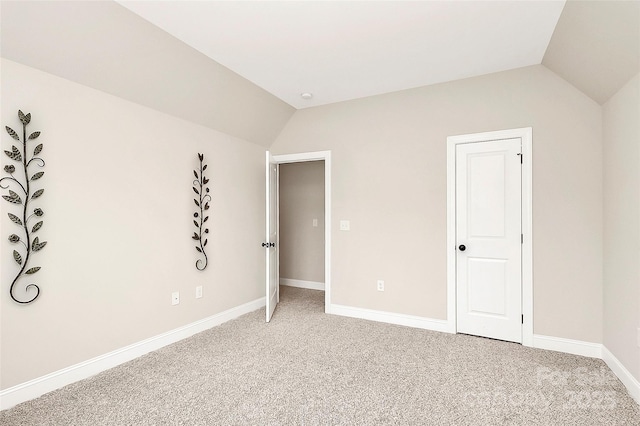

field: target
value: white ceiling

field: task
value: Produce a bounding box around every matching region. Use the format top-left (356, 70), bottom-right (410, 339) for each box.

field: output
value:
top-left (117, 1), bottom-right (566, 109)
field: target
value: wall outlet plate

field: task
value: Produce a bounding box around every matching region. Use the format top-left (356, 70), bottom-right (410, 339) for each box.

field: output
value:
top-left (377, 280), bottom-right (384, 291)
top-left (171, 291), bottom-right (180, 305)
top-left (340, 220), bottom-right (350, 231)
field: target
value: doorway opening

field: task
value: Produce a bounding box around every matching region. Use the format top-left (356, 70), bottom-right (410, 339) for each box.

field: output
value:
top-left (279, 161), bottom-right (326, 292)
top-left (266, 151), bottom-right (331, 320)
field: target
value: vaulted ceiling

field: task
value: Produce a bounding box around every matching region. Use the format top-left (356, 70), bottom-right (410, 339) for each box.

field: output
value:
top-left (116, 0), bottom-right (566, 109)
top-left (114, 0), bottom-right (640, 107)
top-left (543, 0), bottom-right (639, 104)
top-left (2, 1), bottom-right (639, 138)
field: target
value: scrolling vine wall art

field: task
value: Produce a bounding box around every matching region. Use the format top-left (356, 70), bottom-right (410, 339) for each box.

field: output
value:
top-left (192, 153), bottom-right (210, 271)
top-left (1, 110), bottom-right (47, 304)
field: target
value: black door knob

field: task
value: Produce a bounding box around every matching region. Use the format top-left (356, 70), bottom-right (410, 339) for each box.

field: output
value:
top-left (458, 245), bottom-right (466, 251)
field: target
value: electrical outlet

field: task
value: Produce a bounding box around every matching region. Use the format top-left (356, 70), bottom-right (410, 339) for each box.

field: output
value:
top-left (377, 280), bottom-right (384, 291)
top-left (196, 286), bottom-right (203, 299)
top-left (340, 220), bottom-right (350, 231)
top-left (171, 291), bottom-right (180, 305)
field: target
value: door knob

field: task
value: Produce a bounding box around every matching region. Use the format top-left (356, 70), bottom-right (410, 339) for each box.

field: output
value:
top-left (458, 245), bottom-right (466, 251)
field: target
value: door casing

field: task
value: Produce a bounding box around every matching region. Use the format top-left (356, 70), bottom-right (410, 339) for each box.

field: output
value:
top-left (271, 151), bottom-right (332, 313)
top-left (446, 128), bottom-right (533, 346)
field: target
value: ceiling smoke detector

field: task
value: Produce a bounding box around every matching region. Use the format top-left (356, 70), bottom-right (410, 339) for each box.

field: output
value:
top-left (300, 92), bottom-right (313, 100)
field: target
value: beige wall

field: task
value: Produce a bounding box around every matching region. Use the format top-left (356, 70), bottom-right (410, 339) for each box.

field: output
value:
top-left (279, 162), bottom-right (325, 283)
top-left (603, 73), bottom-right (640, 381)
top-left (1, 56), bottom-right (622, 391)
top-left (0, 59), bottom-right (265, 389)
top-left (271, 65), bottom-right (604, 343)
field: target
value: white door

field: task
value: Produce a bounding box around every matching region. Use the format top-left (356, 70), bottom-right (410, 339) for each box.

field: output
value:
top-left (456, 138), bottom-right (522, 343)
top-left (265, 152), bottom-right (279, 322)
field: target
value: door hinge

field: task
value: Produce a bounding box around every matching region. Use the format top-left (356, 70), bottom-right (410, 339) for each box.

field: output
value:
top-left (521, 314), bottom-right (524, 324)
top-left (517, 153), bottom-right (523, 164)
top-left (521, 234), bottom-right (523, 244)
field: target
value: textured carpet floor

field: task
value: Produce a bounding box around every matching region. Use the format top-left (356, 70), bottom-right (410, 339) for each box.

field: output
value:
top-left (1, 286), bottom-right (638, 425)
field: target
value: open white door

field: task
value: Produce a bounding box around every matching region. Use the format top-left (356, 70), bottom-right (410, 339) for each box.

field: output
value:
top-left (265, 151), bottom-right (279, 322)
top-left (455, 138), bottom-right (522, 343)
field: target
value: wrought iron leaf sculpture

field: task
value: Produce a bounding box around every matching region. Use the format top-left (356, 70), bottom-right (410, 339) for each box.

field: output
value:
top-left (1, 110), bottom-right (46, 304)
top-left (192, 153), bottom-right (210, 270)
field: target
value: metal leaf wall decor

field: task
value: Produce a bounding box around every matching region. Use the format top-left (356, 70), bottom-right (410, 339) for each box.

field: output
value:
top-left (192, 153), bottom-right (210, 270)
top-left (1, 110), bottom-right (47, 304)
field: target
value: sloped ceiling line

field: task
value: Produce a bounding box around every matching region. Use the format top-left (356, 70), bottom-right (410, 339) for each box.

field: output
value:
top-left (2, 0), bottom-right (639, 147)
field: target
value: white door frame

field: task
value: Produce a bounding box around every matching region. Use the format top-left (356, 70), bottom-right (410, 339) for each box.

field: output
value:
top-left (446, 128), bottom-right (533, 346)
top-left (271, 151), bottom-right (332, 313)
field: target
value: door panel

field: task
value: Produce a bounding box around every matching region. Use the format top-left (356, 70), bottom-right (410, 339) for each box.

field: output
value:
top-left (456, 138), bottom-right (522, 342)
top-left (468, 154), bottom-right (506, 238)
top-left (468, 258), bottom-right (507, 316)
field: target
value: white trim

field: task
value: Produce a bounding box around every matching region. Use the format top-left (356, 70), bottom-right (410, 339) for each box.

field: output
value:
top-left (0, 296), bottom-right (266, 410)
top-left (520, 130), bottom-right (533, 346)
top-left (602, 346), bottom-right (640, 404)
top-left (446, 128), bottom-right (533, 345)
top-left (271, 151), bottom-right (329, 164)
top-left (280, 278), bottom-right (325, 291)
top-left (532, 334), bottom-right (602, 358)
top-left (330, 304), bottom-right (452, 334)
top-left (271, 151), bottom-right (331, 314)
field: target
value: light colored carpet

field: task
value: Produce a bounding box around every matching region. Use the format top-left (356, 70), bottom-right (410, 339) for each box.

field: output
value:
top-left (1, 286), bottom-right (638, 425)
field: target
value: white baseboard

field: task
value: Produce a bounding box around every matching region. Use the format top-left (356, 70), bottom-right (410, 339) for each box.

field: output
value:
top-left (532, 334), bottom-right (602, 358)
top-left (280, 278), bottom-right (325, 291)
top-left (0, 296), bottom-right (266, 411)
top-left (329, 303), bottom-right (453, 334)
top-left (602, 346), bottom-right (640, 404)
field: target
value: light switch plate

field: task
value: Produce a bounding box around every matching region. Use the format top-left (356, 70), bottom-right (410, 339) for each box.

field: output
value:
top-left (171, 291), bottom-right (180, 305)
top-left (340, 220), bottom-right (350, 231)
top-left (196, 286), bottom-right (203, 299)
top-left (313, 218), bottom-right (318, 227)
